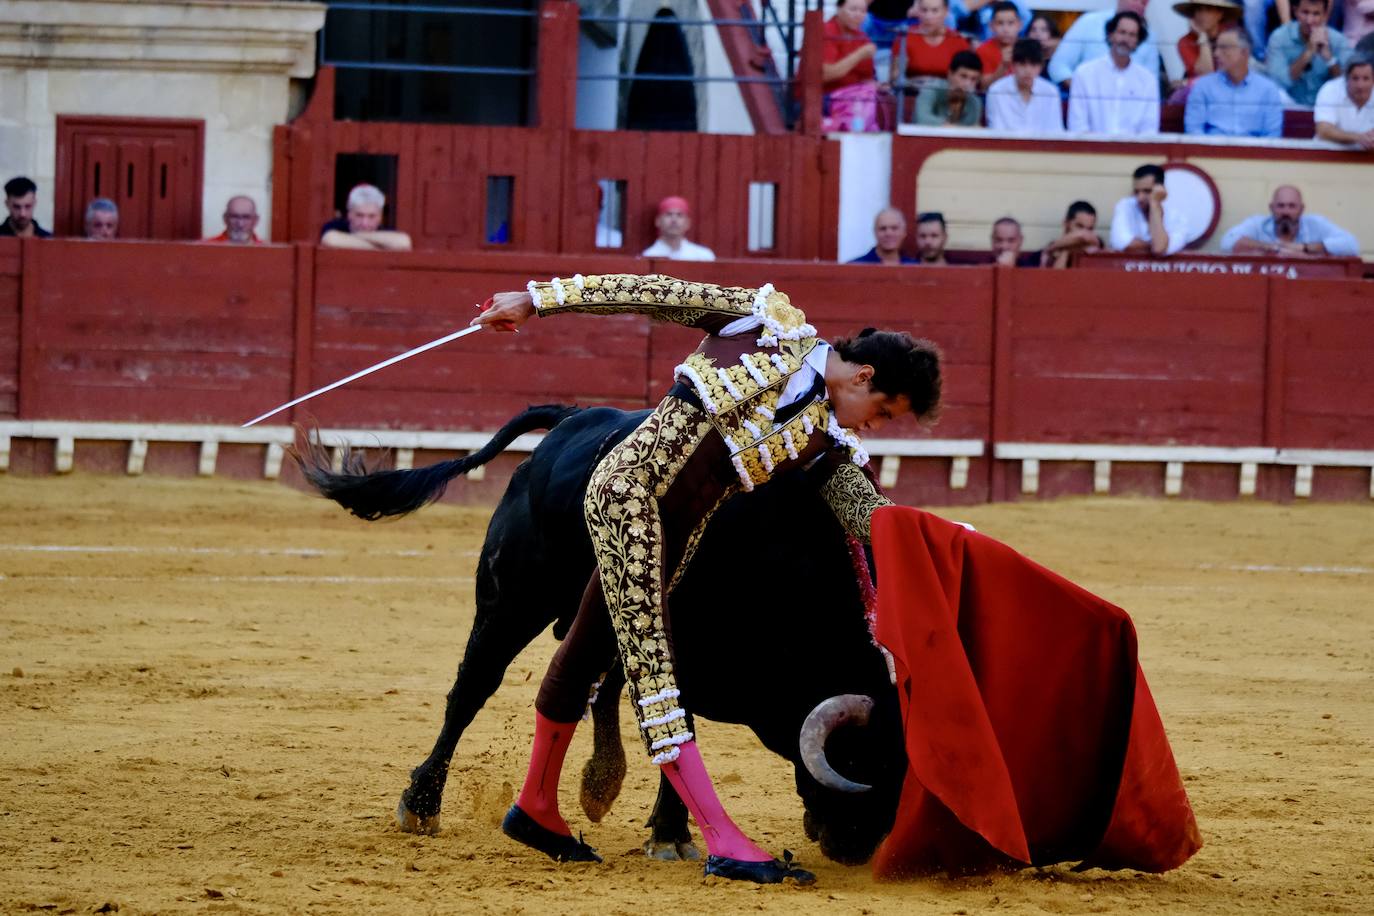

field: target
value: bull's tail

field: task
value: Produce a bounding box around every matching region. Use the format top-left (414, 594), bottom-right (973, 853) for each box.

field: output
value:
top-left (290, 404), bottom-right (580, 521)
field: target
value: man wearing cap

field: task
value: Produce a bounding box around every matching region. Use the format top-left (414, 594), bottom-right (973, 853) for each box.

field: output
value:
top-left (1175, 0), bottom-right (1245, 80)
top-left (642, 196), bottom-right (716, 261)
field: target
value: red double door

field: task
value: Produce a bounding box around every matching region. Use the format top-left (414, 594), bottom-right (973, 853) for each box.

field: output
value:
top-left (54, 115), bottom-right (204, 240)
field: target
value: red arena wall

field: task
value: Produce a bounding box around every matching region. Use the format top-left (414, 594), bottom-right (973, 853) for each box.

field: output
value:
top-left (2, 237), bottom-right (1371, 503)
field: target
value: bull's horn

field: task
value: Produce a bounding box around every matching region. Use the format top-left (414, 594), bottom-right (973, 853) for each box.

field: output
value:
top-left (799, 694), bottom-right (875, 794)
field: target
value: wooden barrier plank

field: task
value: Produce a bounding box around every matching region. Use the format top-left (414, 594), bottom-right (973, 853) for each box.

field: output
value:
top-left (1273, 278), bottom-right (1374, 450)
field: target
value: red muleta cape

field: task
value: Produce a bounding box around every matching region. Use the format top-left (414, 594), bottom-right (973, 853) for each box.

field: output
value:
top-left (868, 506), bottom-right (1202, 878)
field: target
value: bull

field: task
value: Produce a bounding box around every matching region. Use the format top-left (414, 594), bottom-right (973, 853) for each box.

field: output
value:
top-left (294, 404), bottom-right (908, 865)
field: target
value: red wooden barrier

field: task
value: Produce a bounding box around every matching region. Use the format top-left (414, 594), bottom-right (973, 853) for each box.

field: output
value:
top-left (0, 239), bottom-right (19, 418)
top-left (16, 240), bottom-right (297, 423)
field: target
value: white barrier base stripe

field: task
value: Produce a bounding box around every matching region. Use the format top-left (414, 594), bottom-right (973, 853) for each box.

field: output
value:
top-left (1197, 563), bottom-right (1372, 575)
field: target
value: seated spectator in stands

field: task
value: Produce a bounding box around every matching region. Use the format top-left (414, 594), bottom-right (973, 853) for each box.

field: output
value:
top-left (320, 184), bottom-right (413, 251)
top-left (977, 2), bottom-right (1024, 89)
top-left (1110, 163), bottom-right (1188, 255)
top-left (1268, 0), bottom-right (1353, 105)
top-left (1028, 13), bottom-right (1063, 61)
top-left (1185, 29), bottom-right (1285, 134)
top-left (990, 216), bottom-right (1033, 265)
top-left (1314, 54), bottom-right (1374, 146)
top-left (206, 196), bottom-right (263, 244)
top-left (951, 0), bottom-right (1032, 41)
top-left (1050, 0), bottom-right (1162, 88)
top-left (915, 211), bottom-right (950, 264)
top-left (915, 51), bottom-right (986, 125)
top-left (1359, 24), bottom-right (1374, 52)
top-left (1040, 200), bottom-right (1105, 267)
top-left (1342, 0), bottom-right (1374, 44)
top-left (892, 0), bottom-right (972, 82)
top-left (1242, 1), bottom-right (1291, 63)
top-left (1176, 0), bottom-right (1245, 81)
top-left (987, 39), bottom-right (1067, 132)
top-left (83, 198), bottom-right (119, 240)
top-left (862, 0), bottom-right (916, 76)
top-left (1068, 13), bottom-right (1162, 134)
top-left (1220, 184), bottom-right (1360, 254)
top-left (823, 0), bottom-right (882, 132)
top-left (1, 176), bottom-right (51, 238)
top-left (642, 196), bottom-right (716, 261)
top-left (850, 207), bottom-right (919, 263)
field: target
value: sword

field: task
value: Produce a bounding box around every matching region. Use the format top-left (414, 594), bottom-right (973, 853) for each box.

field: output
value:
top-left (241, 324), bottom-right (486, 428)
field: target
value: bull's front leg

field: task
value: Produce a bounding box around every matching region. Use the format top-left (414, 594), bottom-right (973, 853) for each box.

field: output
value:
top-left (644, 771), bottom-right (699, 860)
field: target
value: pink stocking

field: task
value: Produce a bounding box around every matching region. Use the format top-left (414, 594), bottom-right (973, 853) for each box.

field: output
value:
top-left (515, 711), bottom-right (577, 836)
top-left (660, 741), bottom-right (771, 862)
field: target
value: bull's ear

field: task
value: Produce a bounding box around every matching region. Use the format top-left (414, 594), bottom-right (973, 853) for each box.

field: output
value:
top-left (799, 695), bottom-right (875, 793)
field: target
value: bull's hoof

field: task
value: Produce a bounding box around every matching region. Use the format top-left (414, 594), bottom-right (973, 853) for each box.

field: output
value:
top-left (643, 839), bottom-right (701, 861)
top-left (395, 798), bottom-right (441, 836)
top-left (579, 755), bottom-right (626, 824)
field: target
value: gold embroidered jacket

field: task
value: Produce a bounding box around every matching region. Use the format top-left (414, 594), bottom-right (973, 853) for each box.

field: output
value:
top-left (528, 273), bottom-right (891, 540)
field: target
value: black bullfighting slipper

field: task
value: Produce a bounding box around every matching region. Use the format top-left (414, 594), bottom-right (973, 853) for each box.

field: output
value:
top-left (501, 804), bottom-right (603, 863)
top-left (703, 850), bottom-right (816, 885)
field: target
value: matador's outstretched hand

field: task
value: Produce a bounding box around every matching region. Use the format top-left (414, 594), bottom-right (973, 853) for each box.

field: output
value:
top-left (471, 291), bottom-right (535, 332)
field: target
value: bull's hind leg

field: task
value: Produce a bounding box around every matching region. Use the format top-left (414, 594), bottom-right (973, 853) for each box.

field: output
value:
top-left (645, 770), bottom-right (699, 861)
top-left (396, 581), bottom-right (558, 835)
top-left (579, 665), bottom-right (627, 823)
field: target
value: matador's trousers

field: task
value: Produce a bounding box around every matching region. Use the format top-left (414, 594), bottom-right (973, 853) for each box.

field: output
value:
top-left (535, 394), bottom-right (733, 764)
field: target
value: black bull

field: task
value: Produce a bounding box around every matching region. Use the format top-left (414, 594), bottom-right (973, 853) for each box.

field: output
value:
top-left (295, 404), bottom-right (908, 864)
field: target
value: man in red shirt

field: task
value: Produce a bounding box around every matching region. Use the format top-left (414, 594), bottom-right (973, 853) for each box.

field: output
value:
top-left (204, 196), bottom-right (263, 244)
top-left (823, 0), bottom-right (878, 92)
top-left (977, 2), bottom-right (1024, 89)
top-left (893, 0), bottom-right (972, 81)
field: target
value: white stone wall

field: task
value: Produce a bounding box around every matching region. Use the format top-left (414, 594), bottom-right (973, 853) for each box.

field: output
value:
top-left (0, 0), bottom-right (325, 240)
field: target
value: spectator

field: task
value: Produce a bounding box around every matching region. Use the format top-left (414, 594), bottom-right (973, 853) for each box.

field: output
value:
top-left (0, 177), bottom-right (52, 238)
top-left (1175, 0), bottom-right (1246, 80)
top-left (1049, 0), bottom-right (1162, 88)
top-left (1341, 0), bottom-right (1374, 44)
top-left (1243, 1), bottom-right (1292, 62)
top-left (977, 2), bottom-right (1025, 89)
top-left (951, 0), bottom-right (1032, 41)
top-left (1314, 54), bottom-right (1374, 146)
top-left (1028, 13), bottom-right (1063, 61)
top-left (863, 0), bottom-right (918, 77)
top-left (206, 196), bottom-right (263, 244)
top-left (1185, 29), bottom-right (1286, 134)
top-left (83, 198), bottom-right (119, 240)
top-left (990, 216), bottom-right (1028, 265)
top-left (823, 0), bottom-right (882, 132)
top-left (642, 196), bottom-right (716, 261)
top-left (892, 0), bottom-right (972, 81)
top-left (915, 211), bottom-right (950, 264)
top-left (320, 184), bottom-right (413, 251)
top-left (1359, 24), bottom-right (1374, 51)
top-left (987, 38), bottom-right (1067, 132)
top-left (1068, 13), bottom-right (1163, 134)
top-left (850, 207), bottom-right (919, 263)
top-left (915, 51), bottom-right (986, 125)
top-left (1220, 184), bottom-right (1360, 254)
top-left (1268, 0), bottom-right (1353, 106)
top-left (1110, 163), bottom-right (1188, 255)
top-left (1040, 200), bottom-right (1105, 268)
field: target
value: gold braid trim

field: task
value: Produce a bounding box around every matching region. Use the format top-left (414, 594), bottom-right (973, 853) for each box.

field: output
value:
top-left (530, 274), bottom-right (757, 329)
top-left (820, 461), bottom-right (892, 544)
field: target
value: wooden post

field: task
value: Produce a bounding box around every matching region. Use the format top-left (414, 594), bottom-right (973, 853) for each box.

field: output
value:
top-left (288, 243), bottom-right (317, 424)
top-left (537, 0), bottom-right (579, 130)
top-left (989, 265), bottom-right (1015, 501)
top-left (17, 238), bottom-right (40, 420)
top-left (800, 10), bottom-right (824, 136)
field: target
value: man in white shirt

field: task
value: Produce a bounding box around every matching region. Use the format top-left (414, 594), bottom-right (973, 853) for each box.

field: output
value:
top-left (1109, 163), bottom-right (1189, 255)
top-left (641, 196), bottom-right (716, 261)
top-left (1049, 0), bottom-right (1161, 87)
top-left (1068, 12), bottom-right (1162, 135)
top-left (987, 38), bottom-right (1067, 133)
top-left (1313, 56), bottom-right (1374, 149)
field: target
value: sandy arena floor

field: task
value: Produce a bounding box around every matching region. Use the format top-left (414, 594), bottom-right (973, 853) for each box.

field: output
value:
top-left (1, 475), bottom-right (1371, 915)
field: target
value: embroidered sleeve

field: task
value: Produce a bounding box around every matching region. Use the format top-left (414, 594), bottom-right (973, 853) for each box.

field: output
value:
top-left (526, 273), bottom-right (811, 337)
top-left (819, 461), bottom-right (892, 544)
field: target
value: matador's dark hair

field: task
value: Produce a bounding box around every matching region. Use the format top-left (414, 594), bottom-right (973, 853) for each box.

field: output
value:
top-left (831, 329), bottom-right (943, 425)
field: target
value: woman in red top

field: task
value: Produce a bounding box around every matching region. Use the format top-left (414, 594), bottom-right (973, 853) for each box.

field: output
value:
top-left (1174, 0), bottom-right (1244, 81)
top-left (823, 0), bottom-right (878, 92)
top-left (892, 0), bottom-right (971, 81)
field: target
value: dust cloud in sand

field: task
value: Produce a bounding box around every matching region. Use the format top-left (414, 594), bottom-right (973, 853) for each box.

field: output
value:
top-left (1, 475), bottom-right (1371, 915)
